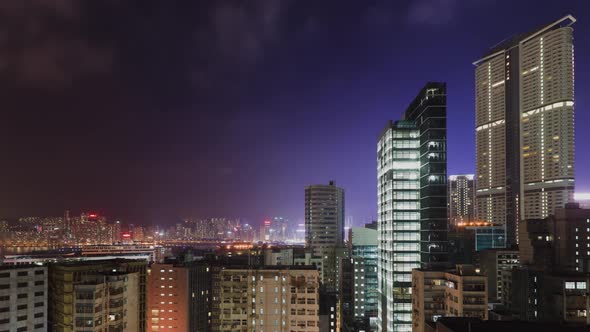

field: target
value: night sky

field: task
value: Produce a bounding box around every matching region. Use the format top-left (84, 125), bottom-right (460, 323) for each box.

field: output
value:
top-left (1, 0), bottom-right (589, 227)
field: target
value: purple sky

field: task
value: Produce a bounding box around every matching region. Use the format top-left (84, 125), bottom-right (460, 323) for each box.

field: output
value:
top-left (0, 0), bottom-right (589, 227)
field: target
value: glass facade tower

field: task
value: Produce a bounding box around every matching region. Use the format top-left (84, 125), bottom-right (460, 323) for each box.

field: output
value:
top-left (377, 120), bottom-right (421, 332)
top-left (377, 83), bottom-right (448, 332)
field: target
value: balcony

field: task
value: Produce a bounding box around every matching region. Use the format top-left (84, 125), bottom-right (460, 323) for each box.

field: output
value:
top-left (463, 298), bottom-right (486, 305)
top-left (463, 284), bottom-right (485, 292)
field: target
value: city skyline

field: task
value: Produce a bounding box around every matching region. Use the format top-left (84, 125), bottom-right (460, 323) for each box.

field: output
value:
top-left (1, 1), bottom-right (589, 227)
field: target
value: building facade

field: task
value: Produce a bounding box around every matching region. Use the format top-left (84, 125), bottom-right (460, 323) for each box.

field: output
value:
top-left (48, 259), bottom-right (147, 332)
top-left (448, 175), bottom-right (476, 229)
top-left (304, 181), bottom-right (345, 258)
top-left (474, 15), bottom-right (576, 247)
top-left (508, 268), bottom-right (590, 324)
top-left (350, 227), bottom-right (379, 329)
top-left (377, 119), bottom-right (421, 332)
top-left (552, 203), bottom-right (590, 272)
top-left (411, 265), bottom-right (487, 332)
top-left (377, 83), bottom-right (448, 332)
top-left (477, 249), bottom-right (520, 302)
top-left (518, 203), bottom-right (590, 273)
top-left (0, 265), bottom-right (47, 332)
top-left (147, 262), bottom-right (211, 332)
top-left (210, 266), bottom-right (320, 332)
top-left (74, 272), bottom-right (140, 331)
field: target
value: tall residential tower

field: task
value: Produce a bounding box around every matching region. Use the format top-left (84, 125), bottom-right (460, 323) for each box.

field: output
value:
top-left (474, 15), bottom-right (576, 247)
top-left (304, 181), bottom-right (345, 257)
top-left (377, 83), bottom-right (448, 332)
top-left (448, 175), bottom-right (476, 228)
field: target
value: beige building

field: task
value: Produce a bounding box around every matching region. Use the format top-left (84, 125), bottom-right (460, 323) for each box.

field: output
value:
top-left (474, 15), bottom-right (576, 246)
top-left (211, 266), bottom-right (320, 332)
top-left (74, 272), bottom-right (140, 331)
top-left (412, 265), bottom-right (487, 332)
top-left (304, 181), bottom-right (345, 258)
top-left (48, 259), bottom-right (147, 332)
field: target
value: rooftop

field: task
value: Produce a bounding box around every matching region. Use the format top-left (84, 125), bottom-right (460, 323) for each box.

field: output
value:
top-left (0, 264), bottom-right (46, 271)
top-left (474, 15), bottom-right (576, 65)
top-left (433, 317), bottom-right (588, 332)
top-left (217, 265), bottom-right (319, 271)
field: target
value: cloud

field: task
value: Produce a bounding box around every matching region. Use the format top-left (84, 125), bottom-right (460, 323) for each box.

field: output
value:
top-left (190, 0), bottom-right (291, 92)
top-left (0, 0), bottom-right (113, 88)
top-left (364, 2), bottom-right (396, 27)
top-left (405, 0), bottom-right (457, 26)
top-left (0, 0), bottom-right (296, 96)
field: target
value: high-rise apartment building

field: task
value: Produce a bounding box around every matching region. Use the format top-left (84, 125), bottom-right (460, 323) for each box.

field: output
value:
top-left (48, 259), bottom-right (147, 332)
top-left (412, 265), bottom-right (487, 332)
top-left (305, 181), bottom-right (345, 258)
top-left (210, 266), bottom-right (320, 332)
top-left (448, 175), bottom-right (476, 228)
top-left (377, 83), bottom-right (448, 332)
top-left (0, 265), bottom-right (48, 332)
top-left (474, 15), bottom-right (576, 246)
top-left (147, 262), bottom-right (211, 332)
top-left (74, 272), bottom-right (141, 331)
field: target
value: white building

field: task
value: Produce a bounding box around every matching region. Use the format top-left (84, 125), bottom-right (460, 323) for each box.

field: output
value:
top-left (377, 120), bottom-right (421, 332)
top-left (0, 265), bottom-right (48, 332)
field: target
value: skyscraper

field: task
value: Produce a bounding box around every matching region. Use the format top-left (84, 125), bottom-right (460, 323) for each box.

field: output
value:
top-left (271, 216), bottom-right (288, 242)
top-left (448, 175), bottom-right (476, 228)
top-left (405, 83), bottom-right (448, 266)
top-left (377, 83), bottom-right (448, 332)
top-left (474, 15), bottom-right (576, 247)
top-left (377, 119), bottom-right (420, 332)
top-left (260, 219), bottom-right (271, 242)
top-left (304, 181), bottom-right (345, 257)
